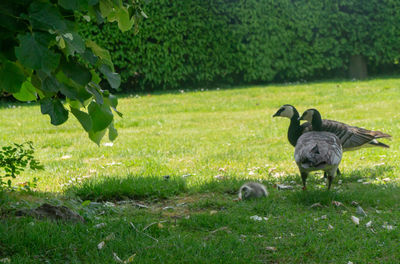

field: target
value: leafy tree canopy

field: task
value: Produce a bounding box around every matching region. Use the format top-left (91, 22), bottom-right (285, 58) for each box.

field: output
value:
top-left (0, 0), bottom-right (146, 144)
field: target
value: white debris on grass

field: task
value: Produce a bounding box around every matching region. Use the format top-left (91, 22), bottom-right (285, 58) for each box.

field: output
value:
top-left (95, 223), bottom-right (106, 229)
top-left (276, 184), bottom-right (293, 190)
top-left (97, 241), bottom-right (105, 250)
top-left (266, 246), bottom-right (277, 251)
top-left (250, 215), bottom-right (268, 222)
top-left (314, 215), bottom-right (327, 221)
top-left (382, 223), bottom-right (395, 230)
top-left (105, 233), bottom-right (116, 241)
top-left (351, 216), bottom-right (360, 225)
top-left (356, 206), bottom-right (367, 216)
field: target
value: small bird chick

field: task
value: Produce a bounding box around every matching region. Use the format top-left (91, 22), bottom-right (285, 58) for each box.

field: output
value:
top-left (238, 182), bottom-right (268, 200)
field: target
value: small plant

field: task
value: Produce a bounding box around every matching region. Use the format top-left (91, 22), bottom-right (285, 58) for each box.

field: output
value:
top-left (0, 141), bottom-right (43, 190)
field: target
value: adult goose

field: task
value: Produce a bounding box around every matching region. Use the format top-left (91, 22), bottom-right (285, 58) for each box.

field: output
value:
top-left (299, 108), bottom-right (391, 151)
top-left (294, 125), bottom-right (342, 190)
top-left (272, 104), bottom-right (306, 147)
top-left (273, 105), bottom-right (391, 151)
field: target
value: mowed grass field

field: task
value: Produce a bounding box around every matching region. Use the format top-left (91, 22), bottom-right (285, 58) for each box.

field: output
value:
top-left (1, 78), bottom-right (400, 263)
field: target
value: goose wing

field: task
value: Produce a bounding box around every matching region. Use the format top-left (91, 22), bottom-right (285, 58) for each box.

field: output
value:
top-left (303, 119), bottom-right (391, 150)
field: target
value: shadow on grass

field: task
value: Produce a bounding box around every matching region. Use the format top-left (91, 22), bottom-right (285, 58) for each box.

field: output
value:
top-left (342, 165), bottom-right (395, 182)
top-left (64, 174), bottom-right (187, 201)
top-left (287, 165), bottom-right (399, 208)
top-left (116, 74), bottom-right (400, 98)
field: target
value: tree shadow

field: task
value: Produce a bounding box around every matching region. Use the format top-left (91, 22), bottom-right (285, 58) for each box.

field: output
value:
top-left (287, 165), bottom-right (399, 208)
top-left (341, 165), bottom-right (395, 182)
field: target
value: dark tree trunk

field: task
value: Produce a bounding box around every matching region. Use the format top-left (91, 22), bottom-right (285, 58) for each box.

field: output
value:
top-left (349, 54), bottom-right (368, 80)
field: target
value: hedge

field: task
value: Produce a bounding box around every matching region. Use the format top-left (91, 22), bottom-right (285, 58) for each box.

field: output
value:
top-left (80, 0), bottom-right (400, 91)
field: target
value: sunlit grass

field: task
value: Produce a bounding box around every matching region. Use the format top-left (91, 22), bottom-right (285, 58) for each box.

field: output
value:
top-left (1, 77), bottom-right (399, 263)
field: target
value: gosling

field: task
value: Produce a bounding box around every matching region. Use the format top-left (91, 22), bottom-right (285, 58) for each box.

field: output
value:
top-left (238, 182), bottom-right (268, 200)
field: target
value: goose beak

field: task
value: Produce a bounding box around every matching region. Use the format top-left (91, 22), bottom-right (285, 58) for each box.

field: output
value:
top-left (272, 109), bottom-right (282, 117)
top-left (298, 114), bottom-right (305, 121)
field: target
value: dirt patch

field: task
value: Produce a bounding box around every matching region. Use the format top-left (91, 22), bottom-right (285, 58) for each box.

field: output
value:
top-left (16, 203), bottom-right (85, 223)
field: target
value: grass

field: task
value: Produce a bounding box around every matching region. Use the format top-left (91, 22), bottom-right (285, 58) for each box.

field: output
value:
top-left (1, 78), bottom-right (400, 263)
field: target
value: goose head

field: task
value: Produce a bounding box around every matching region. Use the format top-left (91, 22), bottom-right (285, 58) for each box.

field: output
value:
top-left (299, 108), bottom-right (322, 124)
top-left (273, 104), bottom-right (298, 119)
top-left (240, 186), bottom-right (252, 200)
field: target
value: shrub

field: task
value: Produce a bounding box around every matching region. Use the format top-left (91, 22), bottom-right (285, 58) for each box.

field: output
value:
top-left (0, 141), bottom-right (42, 190)
top-left (80, 0), bottom-right (400, 91)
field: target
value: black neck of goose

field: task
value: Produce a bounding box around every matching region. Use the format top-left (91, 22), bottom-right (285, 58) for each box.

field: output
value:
top-left (312, 111), bottom-right (323, 131)
top-left (287, 110), bottom-right (302, 147)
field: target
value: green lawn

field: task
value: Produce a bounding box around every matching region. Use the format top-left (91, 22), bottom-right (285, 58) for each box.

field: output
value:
top-left (1, 78), bottom-right (399, 263)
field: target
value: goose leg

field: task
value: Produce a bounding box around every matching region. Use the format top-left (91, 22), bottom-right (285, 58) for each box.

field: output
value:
top-left (327, 175), bottom-right (333, 190)
top-left (325, 168), bottom-right (341, 178)
top-left (327, 168), bottom-right (337, 190)
top-left (301, 172), bottom-right (308, 190)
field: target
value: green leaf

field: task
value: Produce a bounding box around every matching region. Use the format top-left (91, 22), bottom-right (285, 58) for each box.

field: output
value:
top-left (82, 50), bottom-right (99, 66)
top-left (116, 6), bottom-right (135, 32)
top-left (56, 71), bottom-right (92, 102)
top-left (90, 69), bottom-right (101, 84)
top-left (88, 0), bottom-right (99, 5)
top-left (99, 64), bottom-right (121, 89)
top-left (38, 73), bottom-right (61, 93)
top-left (99, 0), bottom-right (114, 18)
top-left (71, 107), bottom-right (93, 132)
top-left (28, 2), bottom-right (67, 31)
top-left (104, 95), bottom-right (122, 117)
top-left (59, 83), bottom-right (81, 101)
top-left (40, 98), bottom-right (69, 125)
top-left (107, 94), bottom-right (118, 108)
top-left (15, 33), bottom-right (60, 73)
top-left (58, 0), bottom-right (89, 11)
top-left (86, 40), bottom-right (113, 69)
top-left (67, 98), bottom-right (83, 109)
top-left (64, 32), bottom-right (85, 56)
top-left (81, 200), bottom-right (91, 206)
top-left (89, 128), bottom-right (107, 146)
top-left (108, 122), bottom-right (118, 141)
top-left (88, 101), bottom-right (113, 132)
top-left (61, 58), bottom-right (91, 86)
top-left (86, 83), bottom-right (103, 104)
top-left (0, 61), bottom-right (26, 93)
top-left (12, 81), bottom-right (37, 101)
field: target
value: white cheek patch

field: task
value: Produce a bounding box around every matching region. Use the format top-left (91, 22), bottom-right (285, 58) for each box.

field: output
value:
top-left (280, 107), bottom-right (294, 118)
top-left (303, 111), bottom-right (313, 121)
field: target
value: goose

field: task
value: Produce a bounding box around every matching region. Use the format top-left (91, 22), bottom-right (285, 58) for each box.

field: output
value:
top-left (273, 105), bottom-right (391, 151)
top-left (238, 182), bottom-right (268, 200)
top-left (299, 108), bottom-right (391, 151)
top-left (272, 104), bottom-right (341, 177)
top-left (272, 104), bottom-right (306, 147)
top-left (294, 129), bottom-right (342, 190)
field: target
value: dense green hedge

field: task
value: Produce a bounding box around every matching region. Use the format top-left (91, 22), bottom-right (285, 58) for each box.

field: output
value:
top-left (80, 0), bottom-right (400, 91)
